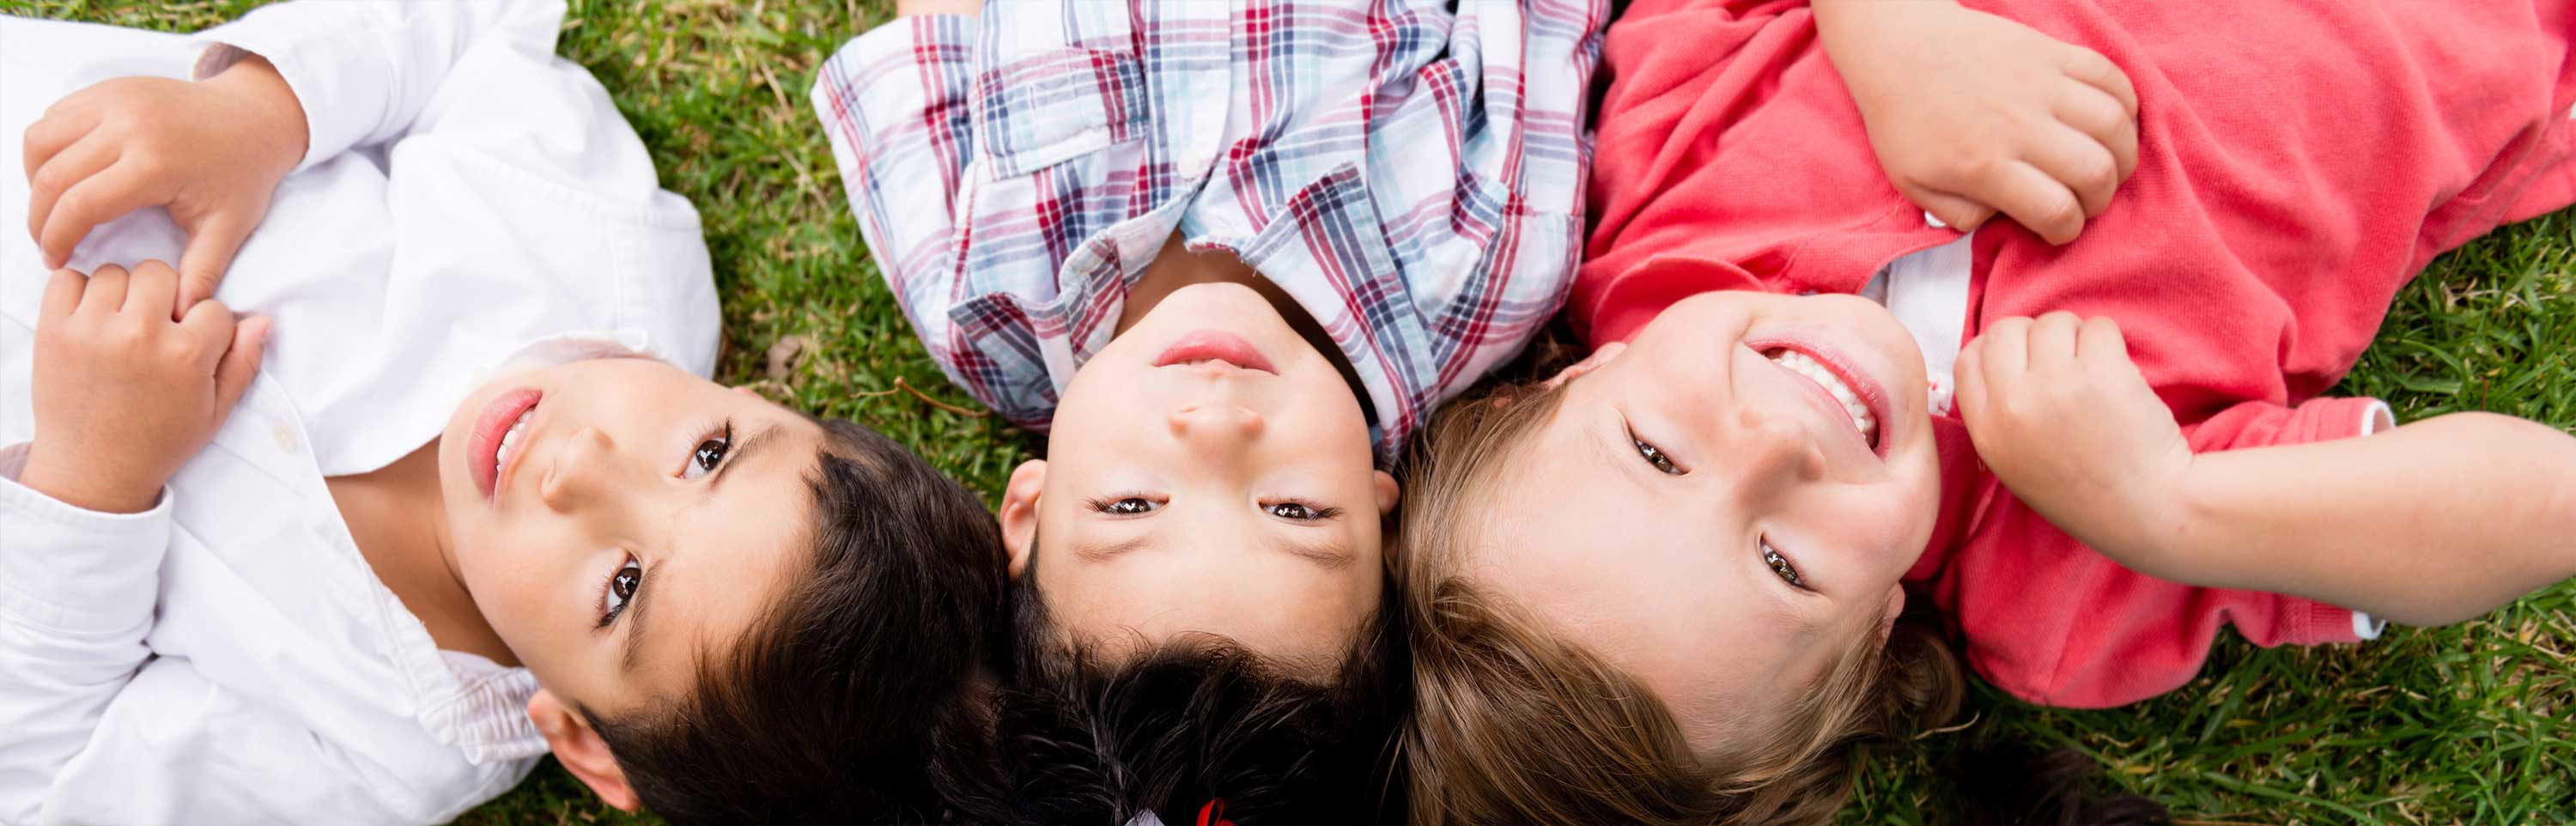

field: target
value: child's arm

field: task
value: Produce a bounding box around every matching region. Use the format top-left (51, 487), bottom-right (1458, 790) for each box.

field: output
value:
top-left (1811, 0), bottom-right (2138, 245)
top-left (21, 1), bottom-right (553, 318)
top-left (1955, 313), bottom-right (2576, 628)
top-left (809, 9), bottom-right (987, 401)
top-left (0, 261), bottom-right (265, 823)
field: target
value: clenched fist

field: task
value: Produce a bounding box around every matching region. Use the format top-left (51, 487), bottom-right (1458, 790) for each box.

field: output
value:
top-left (1954, 312), bottom-right (2190, 564)
top-left (20, 261), bottom-right (270, 513)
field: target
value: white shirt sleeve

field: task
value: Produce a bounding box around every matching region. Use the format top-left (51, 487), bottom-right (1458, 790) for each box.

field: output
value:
top-left (189, 0), bottom-right (568, 174)
top-left (0, 444), bottom-right (172, 826)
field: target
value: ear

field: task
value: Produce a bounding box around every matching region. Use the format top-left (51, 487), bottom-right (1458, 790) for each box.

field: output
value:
top-left (1541, 342), bottom-right (1627, 390)
top-left (1372, 470), bottom-right (1400, 516)
top-left (999, 459), bottom-right (1047, 580)
top-left (1876, 582), bottom-right (1908, 646)
top-left (526, 689), bottom-right (640, 812)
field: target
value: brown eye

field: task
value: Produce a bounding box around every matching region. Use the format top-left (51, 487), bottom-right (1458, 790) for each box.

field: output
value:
top-left (1761, 540), bottom-right (1806, 589)
top-left (598, 558), bottom-right (645, 628)
top-left (1267, 502), bottom-right (1321, 520)
top-left (1634, 437), bottom-right (1681, 475)
top-left (695, 440), bottom-right (727, 469)
top-left (1098, 497), bottom-right (1156, 515)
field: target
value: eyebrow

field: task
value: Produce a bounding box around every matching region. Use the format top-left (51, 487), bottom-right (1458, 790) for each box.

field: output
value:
top-left (708, 421), bottom-right (783, 494)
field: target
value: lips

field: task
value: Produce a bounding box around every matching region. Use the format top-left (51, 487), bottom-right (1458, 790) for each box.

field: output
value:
top-left (1153, 330), bottom-right (1277, 374)
top-left (469, 389), bottom-right (542, 502)
top-left (1748, 338), bottom-right (1892, 457)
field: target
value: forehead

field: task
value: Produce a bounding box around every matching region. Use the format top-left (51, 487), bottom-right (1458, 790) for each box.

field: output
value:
top-left (1036, 519), bottom-right (1381, 673)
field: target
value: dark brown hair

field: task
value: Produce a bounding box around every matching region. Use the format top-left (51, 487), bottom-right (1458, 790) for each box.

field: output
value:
top-left (581, 416), bottom-right (1012, 824)
top-left (982, 544), bottom-right (1412, 824)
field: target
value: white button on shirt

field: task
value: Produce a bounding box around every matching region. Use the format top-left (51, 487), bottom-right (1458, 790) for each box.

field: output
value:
top-left (0, 3), bottom-right (718, 824)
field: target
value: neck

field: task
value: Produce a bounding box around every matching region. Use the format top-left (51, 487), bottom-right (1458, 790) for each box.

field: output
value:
top-left (1119, 234), bottom-right (1377, 422)
top-left (329, 440), bottom-right (517, 665)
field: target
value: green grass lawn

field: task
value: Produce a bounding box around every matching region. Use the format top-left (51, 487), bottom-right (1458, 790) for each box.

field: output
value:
top-left (15, 2), bottom-right (2573, 823)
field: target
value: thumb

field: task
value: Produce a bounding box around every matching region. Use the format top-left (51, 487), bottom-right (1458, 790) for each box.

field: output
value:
top-left (1907, 187), bottom-right (1996, 233)
top-left (213, 314), bottom-right (271, 416)
top-left (174, 214), bottom-right (252, 320)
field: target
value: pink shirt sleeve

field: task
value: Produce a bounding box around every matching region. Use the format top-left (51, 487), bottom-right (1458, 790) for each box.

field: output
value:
top-left (1942, 397), bottom-right (2388, 709)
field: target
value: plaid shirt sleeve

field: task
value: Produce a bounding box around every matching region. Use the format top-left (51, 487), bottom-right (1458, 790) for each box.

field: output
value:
top-left (811, 16), bottom-right (1004, 413)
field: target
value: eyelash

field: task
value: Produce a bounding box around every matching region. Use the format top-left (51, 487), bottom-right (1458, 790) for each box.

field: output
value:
top-left (1265, 501), bottom-right (1341, 521)
top-left (1088, 495), bottom-right (1162, 516)
top-left (1630, 428), bottom-right (1684, 475)
top-left (1084, 496), bottom-right (1340, 521)
top-left (1761, 538), bottom-right (1811, 591)
top-left (681, 419), bottom-right (734, 480)
top-left (596, 555), bottom-right (644, 629)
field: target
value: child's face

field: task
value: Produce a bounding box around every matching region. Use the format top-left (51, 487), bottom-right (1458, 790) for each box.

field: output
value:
top-left (434, 357), bottom-right (830, 718)
top-left (1004, 282), bottom-right (1400, 673)
top-left (1460, 291), bottom-right (1943, 749)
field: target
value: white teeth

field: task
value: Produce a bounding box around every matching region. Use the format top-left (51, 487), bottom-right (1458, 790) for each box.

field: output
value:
top-left (494, 410), bottom-right (534, 471)
top-left (1765, 349), bottom-right (1879, 446)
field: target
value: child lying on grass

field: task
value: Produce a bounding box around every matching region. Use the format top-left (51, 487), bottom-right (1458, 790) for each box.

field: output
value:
top-left (812, 0), bottom-right (1606, 818)
top-left (1393, 0), bottom-right (2576, 821)
top-left (0, 4), bottom-right (1005, 823)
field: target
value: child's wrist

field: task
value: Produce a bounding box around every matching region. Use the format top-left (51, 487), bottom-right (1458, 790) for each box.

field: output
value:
top-left (19, 444), bottom-right (159, 514)
top-left (200, 53), bottom-right (309, 169)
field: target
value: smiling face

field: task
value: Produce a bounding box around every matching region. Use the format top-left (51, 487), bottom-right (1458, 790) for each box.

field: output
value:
top-left (434, 356), bottom-right (830, 720)
top-left (1455, 290), bottom-right (1943, 750)
top-left (1000, 282), bottom-right (1399, 674)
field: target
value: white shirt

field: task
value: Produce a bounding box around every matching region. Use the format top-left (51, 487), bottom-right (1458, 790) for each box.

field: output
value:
top-left (0, 3), bottom-right (718, 823)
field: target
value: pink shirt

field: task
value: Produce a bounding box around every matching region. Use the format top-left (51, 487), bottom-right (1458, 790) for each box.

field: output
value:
top-left (1577, 0), bottom-right (2576, 707)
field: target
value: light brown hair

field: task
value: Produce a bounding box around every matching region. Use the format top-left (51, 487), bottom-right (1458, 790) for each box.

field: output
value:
top-left (1393, 375), bottom-right (1966, 823)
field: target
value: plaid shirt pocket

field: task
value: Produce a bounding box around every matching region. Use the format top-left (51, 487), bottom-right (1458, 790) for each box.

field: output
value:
top-left (969, 4), bottom-right (1146, 179)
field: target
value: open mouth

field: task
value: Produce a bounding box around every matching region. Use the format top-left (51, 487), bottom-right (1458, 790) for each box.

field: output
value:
top-left (1758, 345), bottom-right (1883, 452)
top-left (470, 389), bottom-right (543, 501)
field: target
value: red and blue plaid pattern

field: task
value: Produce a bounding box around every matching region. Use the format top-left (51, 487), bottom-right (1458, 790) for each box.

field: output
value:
top-left (812, 0), bottom-right (1607, 462)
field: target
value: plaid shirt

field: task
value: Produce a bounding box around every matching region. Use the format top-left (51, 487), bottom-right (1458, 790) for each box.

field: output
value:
top-left (812, 0), bottom-right (1607, 461)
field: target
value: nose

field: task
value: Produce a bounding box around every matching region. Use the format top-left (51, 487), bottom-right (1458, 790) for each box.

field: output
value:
top-left (538, 427), bottom-right (621, 513)
top-left (1167, 403), bottom-right (1266, 449)
top-left (1728, 403), bottom-right (1827, 491)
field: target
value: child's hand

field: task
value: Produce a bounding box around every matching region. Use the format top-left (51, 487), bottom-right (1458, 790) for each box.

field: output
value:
top-left (22, 54), bottom-right (307, 320)
top-left (1954, 313), bottom-right (2189, 562)
top-left (1814, 1), bottom-right (2138, 245)
top-left (18, 262), bottom-right (270, 514)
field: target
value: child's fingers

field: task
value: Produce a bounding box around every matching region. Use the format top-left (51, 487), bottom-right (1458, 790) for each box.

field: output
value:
top-left (39, 268), bottom-right (86, 321)
top-left (2055, 82), bottom-right (2137, 181)
top-left (36, 160), bottom-right (159, 268)
top-left (1905, 185), bottom-right (1996, 233)
top-left (20, 106), bottom-right (98, 187)
top-left (1953, 337), bottom-right (1989, 421)
top-left (176, 295), bottom-right (236, 367)
top-left (2076, 315), bottom-right (2131, 367)
top-left (210, 313), bottom-right (270, 416)
top-left (2026, 311), bottom-right (2083, 370)
top-left (2023, 124), bottom-right (2121, 219)
top-left (76, 263), bottom-right (129, 318)
top-left (1982, 161), bottom-right (2086, 245)
top-left (2060, 45), bottom-right (2138, 121)
top-left (25, 132), bottom-right (118, 253)
top-left (1976, 317), bottom-right (2033, 380)
top-left (175, 215), bottom-right (252, 320)
top-left (122, 259), bottom-right (180, 319)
